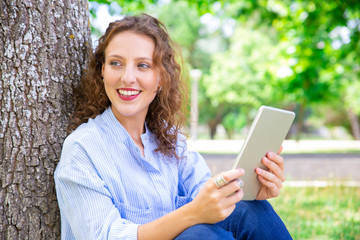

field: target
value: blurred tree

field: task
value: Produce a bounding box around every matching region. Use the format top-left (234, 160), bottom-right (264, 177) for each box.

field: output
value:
top-left (91, 0), bottom-right (156, 14)
top-left (266, 1), bottom-right (359, 140)
top-left (222, 111), bottom-right (247, 139)
top-left (156, 1), bottom-right (232, 138)
top-left (203, 24), bottom-right (284, 137)
top-left (198, 0), bottom-right (360, 140)
top-left (156, 1), bottom-right (201, 67)
top-left (217, 0), bottom-right (360, 140)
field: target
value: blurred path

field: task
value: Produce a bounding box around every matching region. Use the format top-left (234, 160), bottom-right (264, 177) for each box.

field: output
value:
top-left (201, 153), bottom-right (360, 182)
top-left (188, 139), bottom-right (360, 154)
top-left (188, 140), bottom-right (360, 184)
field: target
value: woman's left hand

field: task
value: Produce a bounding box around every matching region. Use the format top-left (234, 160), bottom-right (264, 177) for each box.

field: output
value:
top-left (256, 146), bottom-right (286, 200)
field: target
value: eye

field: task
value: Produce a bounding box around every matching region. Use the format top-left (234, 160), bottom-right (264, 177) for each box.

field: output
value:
top-left (138, 63), bottom-right (151, 69)
top-left (110, 61), bottom-right (122, 66)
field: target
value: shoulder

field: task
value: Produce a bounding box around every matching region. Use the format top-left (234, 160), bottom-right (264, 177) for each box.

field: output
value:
top-left (67, 118), bottom-right (100, 143)
top-left (62, 118), bottom-right (100, 151)
top-left (174, 132), bottom-right (187, 157)
top-left (175, 133), bottom-right (204, 165)
top-left (57, 113), bottom-right (108, 167)
top-left (64, 107), bottom-right (118, 148)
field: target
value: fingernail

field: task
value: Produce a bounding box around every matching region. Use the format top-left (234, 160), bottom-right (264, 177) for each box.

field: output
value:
top-left (268, 152), bottom-right (274, 158)
top-left (237, 168), bottom-right (245, 174)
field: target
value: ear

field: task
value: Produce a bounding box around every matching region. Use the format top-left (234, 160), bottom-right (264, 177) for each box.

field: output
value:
top-left (101, 64), bottom-right (105, 78)
top-left (157, 74), bottom-right (162, 89)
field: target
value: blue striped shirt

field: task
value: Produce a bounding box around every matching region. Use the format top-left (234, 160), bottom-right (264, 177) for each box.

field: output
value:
top-left (54, 107), bottom-right (211, 239)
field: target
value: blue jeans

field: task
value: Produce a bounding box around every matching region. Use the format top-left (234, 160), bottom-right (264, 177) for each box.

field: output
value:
top-left (175, 200), bottom-right (292, 240)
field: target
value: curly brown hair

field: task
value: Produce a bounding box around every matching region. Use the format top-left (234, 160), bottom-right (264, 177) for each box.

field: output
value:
top-left (70, 14), bottom-right (188, 160)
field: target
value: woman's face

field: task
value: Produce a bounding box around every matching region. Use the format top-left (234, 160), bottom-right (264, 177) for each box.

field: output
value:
top-left (102, 31), bottom-right (160, 124)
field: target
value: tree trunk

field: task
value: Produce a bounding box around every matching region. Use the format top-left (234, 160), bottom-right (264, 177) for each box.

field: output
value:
top-left (348, 108), bottom-right (360, 140)
top-left (0, 1), bottom-right (91, 239)
top-left (296, 103), bottom-right (305, 141)
top-left (207, 107), bottom-right (226, 139)
top-left (208, 119), bottom-right (218, 139)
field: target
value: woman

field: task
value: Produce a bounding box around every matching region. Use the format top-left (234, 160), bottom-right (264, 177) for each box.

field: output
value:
top-left (55, 14), bottom-right (292, 240)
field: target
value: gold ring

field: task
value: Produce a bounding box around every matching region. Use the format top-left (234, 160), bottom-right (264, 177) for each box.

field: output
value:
top-left (214, 175), bottom-right (228, 188)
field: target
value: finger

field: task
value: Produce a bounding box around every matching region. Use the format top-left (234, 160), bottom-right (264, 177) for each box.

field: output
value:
top-left (219, 179), bottom-right (244, 197)
top-left (266, 152), bottom-right (284, 170)
top-left (277, 145), bottom-right (283, 155)
top-left (219, 203), bottom-right (237, 221)
top-left (214, 168), bottom-right (245, 188)
top-left (256, 168), bottom-right (283, 189)
top-left (258, 175), bottom-right (280, 197)
top-left (223, 188), bottom-right (244, 205)
top-left (262, 157), bottom-right (286, 182)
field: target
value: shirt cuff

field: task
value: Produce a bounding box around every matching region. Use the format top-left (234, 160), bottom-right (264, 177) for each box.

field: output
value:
top-left (109, 219), bottom-right (140, 240)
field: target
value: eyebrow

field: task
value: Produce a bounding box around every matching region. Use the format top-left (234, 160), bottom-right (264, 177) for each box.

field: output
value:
top-left (107, 54), bottom-right (153, 61)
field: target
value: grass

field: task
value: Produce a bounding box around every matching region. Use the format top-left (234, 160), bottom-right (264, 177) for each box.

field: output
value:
top-left (269, 186), bottom-right (360, 240)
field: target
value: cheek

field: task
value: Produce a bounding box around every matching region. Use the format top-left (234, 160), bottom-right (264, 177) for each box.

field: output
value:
top-left (103, 82), bottom-right (112, 99)
top-left (104, 78), bottom-right (118, 88)
top-left (102, 66), bottom-right (118, 87)
top-left (140, 73), bottom-right (159, 91)
top-left (103, 77), bottom-right (118, 98)
top-left (103, 73), bottom-right (118, 88)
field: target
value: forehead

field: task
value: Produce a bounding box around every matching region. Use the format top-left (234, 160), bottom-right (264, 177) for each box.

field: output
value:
top-left (105, 31), bottom-right (155, 59)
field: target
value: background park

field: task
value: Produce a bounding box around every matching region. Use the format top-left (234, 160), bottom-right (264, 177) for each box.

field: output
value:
top-left (0, 0), bottom-right (359, 239)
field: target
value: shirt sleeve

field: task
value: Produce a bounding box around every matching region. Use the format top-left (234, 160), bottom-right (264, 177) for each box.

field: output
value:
top-left (54, 138), bottom-right (139, 240)
top-left (176, 141), bottom-right (212, 208)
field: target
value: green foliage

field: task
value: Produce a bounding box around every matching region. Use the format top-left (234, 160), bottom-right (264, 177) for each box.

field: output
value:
top-left (156, 1), bottom-right (201, 65)
top-left (202, 24), bottom-right (285, 131)
top-left (90, 0), bottom-right (156, 14)
top-left (271, 1), bottom-right (346, 105)
top-left (222, 111), bottom-right (247, 139)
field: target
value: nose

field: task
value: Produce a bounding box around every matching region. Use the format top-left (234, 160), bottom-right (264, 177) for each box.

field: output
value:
top-left (121, 65), bottom-right (136, 85)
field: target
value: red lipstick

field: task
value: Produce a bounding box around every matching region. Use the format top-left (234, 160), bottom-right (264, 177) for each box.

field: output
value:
top-left (117, 88), bottom-right (141, 101)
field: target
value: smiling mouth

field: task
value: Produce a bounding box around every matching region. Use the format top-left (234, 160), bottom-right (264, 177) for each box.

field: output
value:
top-left (117, 89), bottom-right (141, 96)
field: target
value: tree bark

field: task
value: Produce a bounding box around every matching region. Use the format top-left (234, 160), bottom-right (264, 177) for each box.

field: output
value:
top-left (0, 1), bottom-right (91, 239)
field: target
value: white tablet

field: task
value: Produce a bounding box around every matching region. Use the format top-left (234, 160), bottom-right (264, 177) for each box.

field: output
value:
top-left (232, 106), bottom-right (295, 200)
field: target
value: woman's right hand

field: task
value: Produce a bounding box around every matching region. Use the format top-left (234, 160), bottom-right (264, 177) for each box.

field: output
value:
top-left (188, 168), bottom-right (245, 224)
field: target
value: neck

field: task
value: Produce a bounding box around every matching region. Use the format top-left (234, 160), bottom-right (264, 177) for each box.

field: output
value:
top-left (110, 106), bottom-right (146, 155)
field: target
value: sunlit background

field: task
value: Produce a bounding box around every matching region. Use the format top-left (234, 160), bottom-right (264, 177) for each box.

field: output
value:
top-left (87, 1), bottom-right (360, 239)
top-left (89, 0), bottom-right (360, 142)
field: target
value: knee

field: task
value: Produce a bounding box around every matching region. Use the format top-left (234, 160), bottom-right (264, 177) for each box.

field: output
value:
top-left (237, 200), bottom-right (274, 213)
top-left (234, 200), bottom-right (280, 225)
top-left (233, 200), bottom-right (292, 239)
top-left (175, 224), bottom-right (207, 240)
top-left (175, 224), bottom-right (232, 240)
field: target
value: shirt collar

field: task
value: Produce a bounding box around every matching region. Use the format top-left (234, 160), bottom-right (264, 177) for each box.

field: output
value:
top-left (101, 107), bottom-right (155, 144)
top-left (101, 107), bottom-right (131, 143)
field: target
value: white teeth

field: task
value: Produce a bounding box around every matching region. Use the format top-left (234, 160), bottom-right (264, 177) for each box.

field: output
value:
top-left (118, 89), bottom-right (140, 96)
